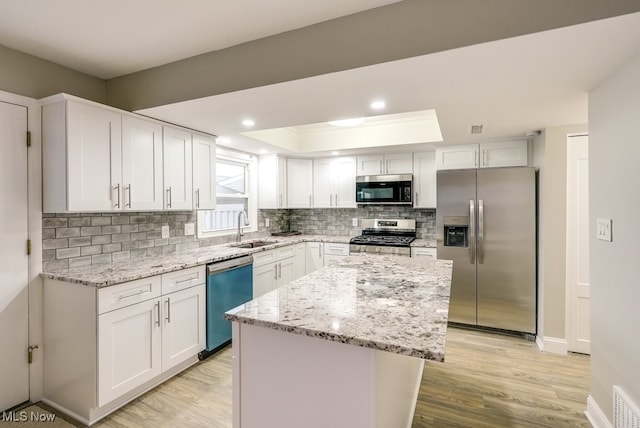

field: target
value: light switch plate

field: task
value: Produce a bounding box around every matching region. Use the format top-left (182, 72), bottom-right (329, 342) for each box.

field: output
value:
top-left (265, 218), bottom-right (270, 227)
top-left (161, 225), bottom-right (170, 239)
top-left (596, 218), bottom-right (612, 241)
top-left (184, 223), bottom-right (194, 236)
top-left (352, 218), bottom-right (358, 227)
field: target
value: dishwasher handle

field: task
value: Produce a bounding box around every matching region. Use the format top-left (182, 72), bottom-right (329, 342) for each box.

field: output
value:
top-left (207, 255), bottom-right (254, 275)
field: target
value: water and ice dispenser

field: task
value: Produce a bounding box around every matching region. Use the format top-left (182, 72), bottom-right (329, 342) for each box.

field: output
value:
top-left (443, 216), bottom-right (469, 248)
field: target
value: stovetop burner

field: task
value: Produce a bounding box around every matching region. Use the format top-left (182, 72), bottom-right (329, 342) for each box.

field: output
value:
top-left (349, 235), bottom-right (415, 247)
top-left (349, 218), bottom-right (417, 248)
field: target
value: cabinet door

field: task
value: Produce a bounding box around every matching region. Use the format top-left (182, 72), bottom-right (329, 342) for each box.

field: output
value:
top-left (413, 151), bottom-right (437, 208)
top-left (163, 126), bottom-right (193, 210)
top-left (294, 243), bottom-right (306, 280)
top-left (312, 159), bottom-right (333, 208)
top-left (305, 242), bottom-right (323, 275)
top-left (324, 254), bottom-right (347, 267)
top-left (287, 159), bottom-right (313, 208)
top-left (122, 116), bottom-right (164, 210)
top-left (98, 298), bottom-right (162, 406)
top-left (356, 154), bottom-right (383, 175)
top-left (411, 247), bottom-right (437, 259)
top-left (277, 257), bottom-right (296, 287)
top-left (333, 157), bottom-right (356, 208)
top-left (192, 134), bottom-right (216, 210)
top-left (258, 155), bottom-right (287, 209)
top-left (480, 140), bottom-right (528, 168)
top-left (253, 263), bottom-right (276, 298)
top-left (435, 144), bottom-right (478, 170)
top-left (384, 153), bottom-right (413, 174)
top-left (66, 101), bottom-right (122, 211)
top-left (162, 285), bottom-right (205, 371)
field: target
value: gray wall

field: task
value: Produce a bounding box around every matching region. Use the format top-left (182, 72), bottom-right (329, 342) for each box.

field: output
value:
top-left (589, 49), bottom-right (640, 422)
top-left (0, 44), bottom-right (105, 102)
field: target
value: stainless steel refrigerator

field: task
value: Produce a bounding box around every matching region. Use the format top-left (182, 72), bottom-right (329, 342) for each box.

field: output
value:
top-left (436, 167), bottom-right (536, 334)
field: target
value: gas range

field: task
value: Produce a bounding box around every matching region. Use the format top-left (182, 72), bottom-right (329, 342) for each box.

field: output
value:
top-left (349, 218), bottom-right (416, 256)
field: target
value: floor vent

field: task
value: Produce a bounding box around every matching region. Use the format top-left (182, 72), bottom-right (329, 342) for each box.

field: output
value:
top-left (614, 385), bottom-right (640, 428)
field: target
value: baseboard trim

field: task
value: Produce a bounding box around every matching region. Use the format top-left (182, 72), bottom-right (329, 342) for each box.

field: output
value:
top-left (536, 336), bottom-right (568, 355)
top-left (586, 395), bottom-right (612, 428)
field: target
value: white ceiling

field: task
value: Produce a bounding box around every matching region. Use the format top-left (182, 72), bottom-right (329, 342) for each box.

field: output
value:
top-left (0, 0), bottom-right (400, 79)
top-left (139, 12), bottom-right (640, 156)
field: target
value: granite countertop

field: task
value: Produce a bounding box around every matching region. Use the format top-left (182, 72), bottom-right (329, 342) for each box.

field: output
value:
top-left (40, 235), bottom-right (352, 287)
top-left (410, 238), bottom-right (436, 248)
top-left (225, 254), bottom-right (453, 361)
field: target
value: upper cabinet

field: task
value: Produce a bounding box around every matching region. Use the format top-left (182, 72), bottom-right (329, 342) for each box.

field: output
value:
top-left (413, 151), bottom-right (437, 209)
top-left (286, 159), bottom-right (313, 208)
top-left (356, 153), bottom-right (413, 175)
top-left (192, 134), bottom-right (216, 210)
top-left (435, 140), bottom-right (528, 170)
top-left (162, 126), bottom-right (193, 210)
top-left (258, 154), bottom-right (287, 209)
top-left (42, 94), bottom-right (216, 213)
top-left (313, 156), bottom-right (356, 208)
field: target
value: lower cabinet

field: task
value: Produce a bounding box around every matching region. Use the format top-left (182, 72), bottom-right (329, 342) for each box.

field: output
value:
top-left (252, 246), bottom-right (297, 298)
top-left (323, 243), bottom-right (349, 266)
top-left (43, 266), bottom-right (205, 425)
top-left (294, 243), bottom-right (306, 280)
top-left (305, 242), bottom-right (324, 274)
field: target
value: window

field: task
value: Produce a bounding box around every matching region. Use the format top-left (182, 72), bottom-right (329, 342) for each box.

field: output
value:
top-left (197, 148), bottom-right (257, 238)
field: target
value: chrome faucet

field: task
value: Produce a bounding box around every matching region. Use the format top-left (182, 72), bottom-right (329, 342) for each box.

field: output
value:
top-left (236, 211), bottom-right (248, 242)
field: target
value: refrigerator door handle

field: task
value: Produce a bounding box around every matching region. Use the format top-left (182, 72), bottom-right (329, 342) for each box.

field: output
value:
top-left (469, 199), bottom-right (476, 264)
top-left (478, 199), bottom-right (484, 264)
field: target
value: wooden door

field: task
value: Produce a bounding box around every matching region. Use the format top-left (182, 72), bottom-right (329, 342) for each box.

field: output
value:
top-left (566, 135), bottom-right (590, 354)
top-left (0, 101), bottom-right (29, 411)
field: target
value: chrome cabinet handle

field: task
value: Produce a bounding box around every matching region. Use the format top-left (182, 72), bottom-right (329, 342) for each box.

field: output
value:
top-left (165, 298), bottom-right (171, 323)
top-left (469, 199), bottom-right (476, 264)
top-left (379, 160), bottom-right (383, 173)
top-left (195, 188), bottom-right (200, 208)
top-left (175, 276), bottom-right (198, 285)
top-left (167, 186), bottom-right (172, 208)
top-left (415, 192), bottom-right (419, 205)
top-left (125, 184), bottom-right (131, 208)
top-left (274, 264), bottom-right (278, 280)
top-left (335, 193), bottom-right (339, 206)
top-left (114, 183), bottom-right (121, 208)
top-left (482, 150), bottom-right (487, 167)
top-left (318, 243), bottom-right (322, 257)
top-left (279, 194), bottom-right (283, 207)
top-left (475, 150), bottom-right (479, 168)
top-left (478, 199), bottom-right (484, 264)
top-left (154, 301), bottom-right (160, 327)
top-left (118, 288), bottom-right (150, 300)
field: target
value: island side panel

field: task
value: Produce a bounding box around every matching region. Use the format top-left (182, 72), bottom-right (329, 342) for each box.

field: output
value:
top-left (234, 322), bottom-right (375, 428)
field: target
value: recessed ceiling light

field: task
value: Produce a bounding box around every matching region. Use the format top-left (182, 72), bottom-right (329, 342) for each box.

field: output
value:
top-left (328, 117), bottom-right (365, 127)
top-left (370, 100), bottom-right (386, 110)
top-left (331, 151), bottom-right (340, 156)
top-left (242, 119), bottom-right (255, 127)
top-left (217, 137), bottom-right (231, 145)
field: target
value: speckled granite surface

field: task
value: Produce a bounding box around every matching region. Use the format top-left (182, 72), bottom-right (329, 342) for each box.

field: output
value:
top-left (225, 254), bottom-right (452, 361)
top-left (40, 235), bottom-right (351, 287)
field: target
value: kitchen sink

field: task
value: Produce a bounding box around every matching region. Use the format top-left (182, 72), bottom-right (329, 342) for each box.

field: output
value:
top-left (228, 240), bottom-right (278, 249)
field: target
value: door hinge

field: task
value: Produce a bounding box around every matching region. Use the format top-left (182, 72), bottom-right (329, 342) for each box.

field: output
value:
top-left (28, 345), bottom-right (38, 364)
top-left (26, 131), bottom-right (31, 147)
top-left (27, 239), bottom-right (32, 255)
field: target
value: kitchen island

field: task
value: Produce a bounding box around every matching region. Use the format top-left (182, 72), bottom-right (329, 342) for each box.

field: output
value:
top-left (225, 254), bottom-right (452, 428)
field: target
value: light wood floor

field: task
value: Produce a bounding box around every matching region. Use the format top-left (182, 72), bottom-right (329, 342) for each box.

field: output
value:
top-left (47, 327), bottom-right (591, 427)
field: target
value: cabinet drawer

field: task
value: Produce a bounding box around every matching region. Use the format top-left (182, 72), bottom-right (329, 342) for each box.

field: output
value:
top-left (275, 245), bottom-right (295, 260)
top-left (98, 276), bottom-right (161, 314)
top-left (252, 249), bottom-right (277, 267)
top-left (411, 247), bottom-right (437, 259)
top-left (324, 243), bottom-right (349, 256)
top-left (162, 265), bottom-right (205, 294)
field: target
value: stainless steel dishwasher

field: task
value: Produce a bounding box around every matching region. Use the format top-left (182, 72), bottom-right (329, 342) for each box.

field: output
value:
top-left (200, 255), bottom-right (253, 359)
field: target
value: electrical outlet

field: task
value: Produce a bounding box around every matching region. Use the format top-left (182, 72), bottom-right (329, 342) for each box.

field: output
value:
top-left (352, 218), bottom-right (358, 227)
top-left (184, 223), bottom-right (194, 236)
top-left (265, 218), bottom-right (270, 227)
top-left (596, 218), bottom-right (612, 241)
top-left (161, 225), bottom-right (170, 239)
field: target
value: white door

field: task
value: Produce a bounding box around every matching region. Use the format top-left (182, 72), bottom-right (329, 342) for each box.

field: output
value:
top-left (253, 264), bottom-right (276, 298)
top-left (384, 152), bottom-right (413, 174)
top-left (277, 257), bottom-right (296, 286)
top-left (122, 116), bottom-right (163, 210)
top-left (163, 126), bottom-right (193, 210)
top-left (312, 159), bottom-right (333, 208)
top-left (566, 135), bottom-right (590, 354)
top-left (162, 285), bottom-right (205, 371)
top-left (286, 159), bottom-right (313, 208)
top-left (356, 154), bottom-right (383, 175)
top-left (413, 151), bottom-right (437, 208)
top-left (305, 242), bottom-right (323, 274)
top-left (333, 157), bottom-right (356, 208)
top-left (0, 101), bottom-right (29, 411)
top-left (192, 134), bottom-right (216, 210)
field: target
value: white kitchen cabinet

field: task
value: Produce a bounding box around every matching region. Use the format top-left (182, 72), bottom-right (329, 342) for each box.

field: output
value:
top-left (162, 126), bottom-right (193, 210)
top-left (259, 154), bottom-right (287, 208)
top-left (294, 243), bottom-right (306, 280)
top-left (43, 266), bottom-right (206, 425)
top-left (253, 263), bottom-right (277, 298)
top-left (323, 243), bottom-right (349, 267)
top-left (252, 246), bottom-right (296, 298)
top-left (413, 151), bottom-right (437, 208)
top-left (306, 242), bottom-right (324, 274)
top-left (192, 134), bottom-right (216, 210)
top-left (313, 157), bottom-right (357, 208)
top-left (435, 140), bottom-right (527, 170)
top-left (287, 158), bottom-right (313, 208)
top-left (411, 247), bottom-right (437, 259)
top-left (122, 116), bottom-right (164, 210)
top-left (356, 152), bottom-right (413, 175)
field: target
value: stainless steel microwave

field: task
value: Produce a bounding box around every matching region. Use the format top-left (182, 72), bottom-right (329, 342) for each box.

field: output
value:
top-left (355, 174), bottom-right (413, 205)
